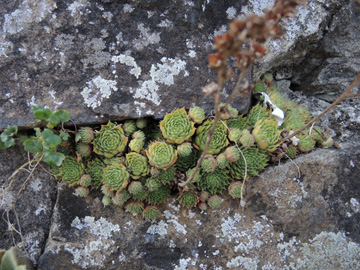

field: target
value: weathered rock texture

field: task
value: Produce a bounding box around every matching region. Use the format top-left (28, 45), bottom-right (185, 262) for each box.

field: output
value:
top-left (0, 142), bottom-right (57, 263)
top-left (33, 143), bottom-right (360, 270)
top-left (0, 0), bottom-right (254, 130)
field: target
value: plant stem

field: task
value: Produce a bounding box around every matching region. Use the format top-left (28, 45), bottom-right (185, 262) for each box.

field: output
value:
top-left (281, 73), bottom-right (360, 142)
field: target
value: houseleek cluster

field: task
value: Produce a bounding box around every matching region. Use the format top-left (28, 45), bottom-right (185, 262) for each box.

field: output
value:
top-left (2, 74), bottom-right (332, 220)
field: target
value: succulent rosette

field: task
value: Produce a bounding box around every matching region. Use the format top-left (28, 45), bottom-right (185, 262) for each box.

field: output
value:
top-left (147, 185), bottom-right (170, 205)
top-left (145, 177), bottom-right (163, 191)
top-left (143, 206), bottom-right (160, 220)
top-left (178, 191), bottom-right (199, 209)
top-left (79, 174), bottom-right (92, 187)
top-left (189, 106), bottom-right (205, 124)
top-left (225, 146), bottom-right (240, 162)
top-left (76, 143), bottom-right (92, 158)
top-left (176, 149), bottom-right (198, 172)
top-left (246, 104), bottom-right (270, 127)
top-left (228, 181), bottom-right (243, 199)
top-left (102, 164), bottom-right (129, 191)
top-left (252, 119), bottom-right (281, 152)
top-left (207, 195), bottom-right (223, 209)
top-left (177, 142), bottom-right (193, 157)
top-left (160, 107), bottom-right (196, 144)
top-left (219, 103), bottom-right (238, 120)
top-left (125, 152), bottom-right (150, 179)
top-left (282, 108), bottom-right (307, 131)
top-left (125, 201), bottom-right (144, 216)
top-left (75, 186), bottom-right (90, 197)
top-left (60, 157), bottom-right (85, 185)
top-left (112, 190), bottom-right (131, 206)
top-left (86, 159), bottom-right (106, 188)
top-left (199, 168), bottom-right (231, 195)
top-left (123, 120), bottom-right (137, 135)
top-left (253, 81), bottom-right (266, 93)
top-left (93, 122), bottom-right (128, 158)
top-left (146, 141), bottom-right (177, 169)
top-left (227, 115), bottom-right (247, 130)
top-left (229, 146), bottom-right (269, 179)
top-left (194, 120), bottom-right (229, 155)
top-left (297, 135), bottom-right (315, 153)
top-left (128, 181), bottom-right (147, 201)
top-left (228, 128), bottom-right (242, 143)
top-left (216, 153), bottom-right (230, 169)
top-left (136, 118), bottom-right (147, 129)
top-left (76, 127), bottom-right (94, 144)
top-left (158, 166), bottom-right (177, 185)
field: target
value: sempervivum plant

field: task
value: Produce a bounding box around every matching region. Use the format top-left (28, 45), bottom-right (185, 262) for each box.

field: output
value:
top-left (93, 122), bottom-right (128, 158)
top-left (147, 185), bottom-right (170, 205)
top-left (128, 138), bottom-right (144, 153)
top-left (123, 120), bottom-right (137, 135)
top-left (86, 159), bottom-right (106, 188)
top-left (125, 152), bottom-right (150, 179)
top-left (145, 177), bottom-right (163, 191)
top-left (228, 181), bottom-right (243, 199)
top-left (252, 119), bottom-right (281, 152)
top-left (225, 146), bottom-right (240, 163)
top-left (194, 120), bottom-right (229, 155)
top-left (220, 103), bottom-right (238, 120)
top-left (128, 181), bottom-right (147, 201)
top-left (125, 201), bottom-right (144, 216)
top-left (143, 206), bottom-right (160, 220)
top-left (207, 195), bottom-right (223, 209)
top-left (102, 164), bottom-right (129, 191)
top-left (160, 107), bottom-right (196, 144)
top-left (158, 166), bottom-right (177, 185)
top-left (246, 104), bottom-right (270, 127)
top-left (297, 134), bottom-right (315, 153)
top-left (76, 127), bottom-right (94, 144)
top-left (216, 153), bottom-right (230, 169)
top-left (227, 115), bottom-right (247, 130)
top-left (229, 146), bottom-right (269, 179)
top-left (199, 168), bottom-right (231, 195)
top-left (76, 143), bottom-right (92, 159)
top-left (188, 106), bottom-right (205, 124)
top-left (228, 128), bottom-right (242, 143)
top-left (146, 141), bottom-right (177, 169)
top-left (60, 157), bottom-right (85, 185)
top-left (178, 191), bottom-right (199, 209)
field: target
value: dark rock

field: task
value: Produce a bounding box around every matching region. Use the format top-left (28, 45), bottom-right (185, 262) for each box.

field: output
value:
top-left (0, 142), bottom-right (57, 264)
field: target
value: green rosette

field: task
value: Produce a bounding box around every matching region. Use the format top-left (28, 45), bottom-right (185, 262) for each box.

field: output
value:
top-left (178, 191), bottom-right (199, 209)
top-left (93, 122), bottom-right (128, 158)
top-left (194, 120), bottom-right (229, 155)
top-left (146, 141), bottom-right (177, 169)
top-left (188, 106), bottom-right (205, 124)
top-left (229, 146), bottom-right (269, 179)
top-left (160, 107), bottom-right (196, 144)
top-left (199, 168), bottom-right (231, 195)
top-left (60, 157), bottom-right (85, 185)
top-left (158, 166), bottom-right (177, 185)
top-left (125, 152), bottom-right (150, 179)
top-left (86, 159), bottom-right (106, 189)
top-left (252, 119), bottom-right (281, 152)
top-left (102, 164), bottom-right (129, 191)
top-left (227, 115), bottom-right (247, 130)
top-left (246, 104), bottom-right (270, 127)
top-left (147, 185), bottom-right (170, 205)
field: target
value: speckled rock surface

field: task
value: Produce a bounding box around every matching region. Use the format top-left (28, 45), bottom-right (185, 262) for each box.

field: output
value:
top-left (0, 0), bottom-right (254, 130)
top-left (33, 143), bottom-right (360, 270)
top-left (0, 142), bottom-right (57, 263)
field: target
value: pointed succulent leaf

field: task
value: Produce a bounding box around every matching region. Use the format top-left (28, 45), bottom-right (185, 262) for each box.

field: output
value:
top-left (123, 120), bottom-right (137, 135)
top-left (246, 104), bottom-right (270, 127)
top-left (207, 195), bottom-right (223, 209)
top-left (93, 122), bottom-right (128, 158)
top-left (125, 201), bottom-right (144, 216)
top-left (125, 152), bottom-right (150, 179)
top-left (194, 120), bottom-right (229, 155)
top-left (146, 141), bottom-right (177, 169)
top-left (158, 166), bottom-right (177, 185)
top-left (129, 138), bottom-right (144, 153)
top-left (220, 103), bottom-right (238, 120)
top-left (103, 164), bottom-right (129, 191)
top-left (228, 181), bottom-right (243, 199)
top-left (160, 107), bottom-right (196, 144)
top-left (227, 115), bottom-right (247, 130)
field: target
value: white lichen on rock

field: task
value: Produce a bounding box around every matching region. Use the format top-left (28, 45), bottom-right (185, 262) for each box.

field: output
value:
top-left (63, 216), bottom-right (121, 268)
top-left (112, 54), bottom-right (142, 79)
top-left (133, 23), bottom-right (161, 51)
top-left (134, 57), bottom-right (187, 105)
top-left (81, 76), bottom-right (118, 109)
top-left (2, 0), bottom-right (57, 35)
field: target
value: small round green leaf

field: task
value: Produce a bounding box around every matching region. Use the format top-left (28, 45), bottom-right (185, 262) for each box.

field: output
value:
top-left (41, 129), bottom-right (62, 149)
top-left (23, 137), bottom-right (43, 153)
top-left (49, 110), bottom-right (71, 125)
top-left (43, 150), bottom-right (65, 167)
top-left (33, 107), bottom-right (52, 120)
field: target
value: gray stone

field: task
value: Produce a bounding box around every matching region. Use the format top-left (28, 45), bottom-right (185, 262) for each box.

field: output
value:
top-left (0, 0), bottom-right (254, 130)
top-left (35, 143), bottom-right (360, 270)
top-left (0, 142), bottom-right (57, 264)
